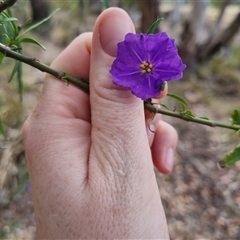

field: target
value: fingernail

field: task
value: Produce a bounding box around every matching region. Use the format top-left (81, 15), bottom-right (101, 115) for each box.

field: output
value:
top-left (99, 11), bottom-right (133, 57)
top-left (164, 148), bottom-right (174, 172)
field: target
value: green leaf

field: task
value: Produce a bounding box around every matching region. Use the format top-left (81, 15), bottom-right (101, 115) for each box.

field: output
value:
top-left (146, 17), bottom-right (164, 34)
top-left (0, 52), bottom-right (4, 64)
top-left (0, 11), bottom-right (9, 18)
top-left (1, 11), bottom-right (18, 39)
top-left (8, 60), bottom-right (19, 83)
top-left (0, 117), bottom-right (4, 135)
top-left (167, 92), bottom-right (188, 107)
top-left (8, 58), bottom-right (23, 100)
top-left (183, 109), bottom-right (195, 118)
top-left (3, 17), bottom-right (18, 22)
top-left (18, 37), bottom-right (46, 51)
top-left (220, 145), bottom-right (240, 167)
top-left (2, 33), bottom-right (11, 43)
top-left (17, 8), bottom-right (60, 39)
top-left (231, 110), bottom-right (240, 125)
top-left (18, 18), bottom-right (32, 31)
top-left (8, 20), bottom-right (18, 39)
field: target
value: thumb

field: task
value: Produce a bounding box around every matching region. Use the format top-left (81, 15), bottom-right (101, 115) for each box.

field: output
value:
top-left (89, 8), bottom-right (152, 172)
top-left (90, 8), bottom-right (145, 137)
top-left (90, 8), bottom-right (139, 112)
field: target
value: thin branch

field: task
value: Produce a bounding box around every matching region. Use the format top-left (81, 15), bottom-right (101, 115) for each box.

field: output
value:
top-left (144, 102), bottom-right (240, 131)
top-left (0, 42), bottom-right (240, 132)
top-left (0, 43), bottom-right (89, 94)
top-left (0, 0), bottom-right (17, 13)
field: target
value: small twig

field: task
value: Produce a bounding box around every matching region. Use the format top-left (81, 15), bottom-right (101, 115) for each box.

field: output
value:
top-left (0, 42), bottom-right (240, 132)
top-left (0, 43), bottom-right (89, 94)
top-left (0, 0), bottom-right (17, 13)
top-left (144, 102), bottom-right (240, 131)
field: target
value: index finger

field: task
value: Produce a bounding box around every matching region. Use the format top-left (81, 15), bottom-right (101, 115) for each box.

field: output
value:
top-left (41, 32), bottom-right (92, 121)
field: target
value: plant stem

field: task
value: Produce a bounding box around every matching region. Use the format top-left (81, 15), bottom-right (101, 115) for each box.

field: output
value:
top-left (0, 0), bottom-right (17, 13)
top-left (0, 43), bottom-right (89, 94)
top-left (144, 102), bottom-right (240, 131)
top-left (0, 42), bottom-right (240, 132)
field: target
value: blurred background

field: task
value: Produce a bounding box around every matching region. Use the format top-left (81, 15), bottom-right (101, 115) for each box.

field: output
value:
top-left (0, 0), bottom-right (240, 239)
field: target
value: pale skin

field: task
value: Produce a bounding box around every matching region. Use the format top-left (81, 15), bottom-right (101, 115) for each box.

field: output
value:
top-left (22, 8), bottom-right (178, 239)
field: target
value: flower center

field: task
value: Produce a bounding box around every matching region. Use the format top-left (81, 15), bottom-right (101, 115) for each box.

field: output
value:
top-left (140, 61), bottom-right (153, 74)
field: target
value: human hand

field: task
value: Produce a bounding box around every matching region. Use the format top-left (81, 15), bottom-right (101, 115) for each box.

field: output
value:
top-left (23, 7), bottom-right (178, 239)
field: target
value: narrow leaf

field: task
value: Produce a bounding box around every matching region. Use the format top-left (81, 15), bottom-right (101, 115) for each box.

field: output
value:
top-left (17, 59), bottom-right (23, 101)
top-left (0, 52), bottom-right (4, 64)
top-left (0, 11), bottom-right (10, 18)
top-left (231, 110), bottom-right (240, 125)
top-left (167, 92), bottom-right (188, 106)
top-left (183, 109), bottom-right (195, 118)
top-left (147, 17), bottom-right (164, 34)
top-left (9, 19), bottom-right (18, 39)
top-left (18, 18), bottom-right (32, 31)
top-left (220, 145), bottom-right (240, 167)
top-left (17, 8), bottom-right (60, 39)
top-left (8, 55), bottom-right (24, 100)
top-left (3, 17), bottom-right (18, 22)
top-left (2, 33), bottom-right (10, 42)
top-left (18, 37), bottom-right (46, 51)
top-left (1, 11), bottom-right (18, 38)
top-left (8, 60), bottom-right (19, 83)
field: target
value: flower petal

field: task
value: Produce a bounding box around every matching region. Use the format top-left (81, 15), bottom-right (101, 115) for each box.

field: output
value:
top-left (110, 32), bottom-right (186, 100)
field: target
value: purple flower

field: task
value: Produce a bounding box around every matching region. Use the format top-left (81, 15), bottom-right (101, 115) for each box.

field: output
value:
top-left (110, 32), bottom-right (186, 100)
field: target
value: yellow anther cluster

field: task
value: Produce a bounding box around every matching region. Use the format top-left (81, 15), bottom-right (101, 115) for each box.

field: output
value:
top-left (140, 61), bottom-right (153, 73)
